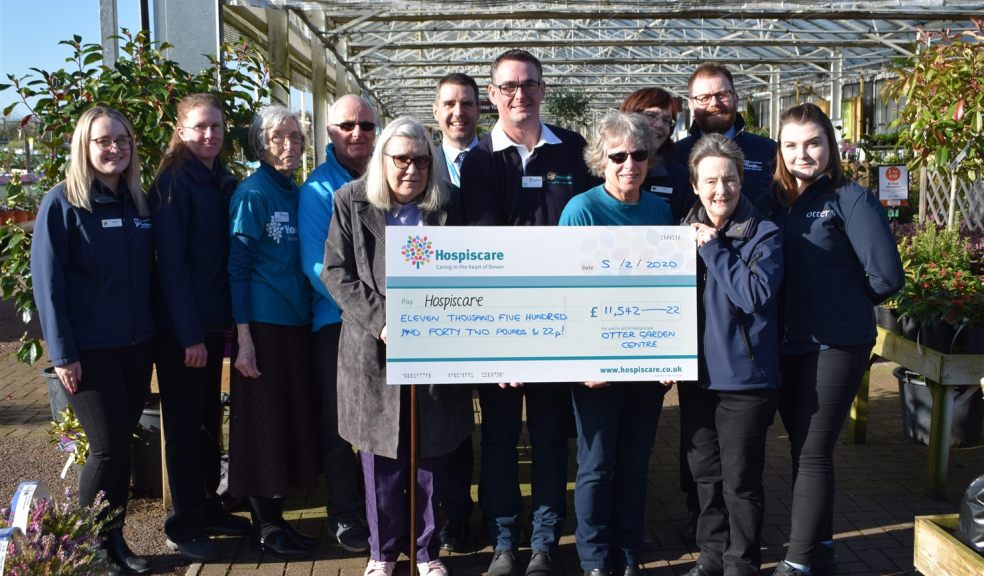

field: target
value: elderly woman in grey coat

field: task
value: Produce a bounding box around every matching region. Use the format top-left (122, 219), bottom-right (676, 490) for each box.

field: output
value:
top-left (322, 116), bottom-right (472, 576)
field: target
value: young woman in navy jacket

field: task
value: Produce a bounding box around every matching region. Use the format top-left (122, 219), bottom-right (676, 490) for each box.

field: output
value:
top-left (150, 93), bottom-right (249, 563)
top-left (31, 106), bottom-right (155, 574)
top-left (680, 134), bottom-right (783, 576)
top-left (770, 104), bottom-right (903, 576)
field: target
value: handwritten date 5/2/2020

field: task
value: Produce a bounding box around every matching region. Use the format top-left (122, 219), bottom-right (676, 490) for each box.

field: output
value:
top-left (601, 259), bottom-right (678, 270)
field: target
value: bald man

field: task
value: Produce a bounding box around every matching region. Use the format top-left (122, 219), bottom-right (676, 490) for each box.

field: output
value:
top-left (298, 94), bottom-right (377, 553)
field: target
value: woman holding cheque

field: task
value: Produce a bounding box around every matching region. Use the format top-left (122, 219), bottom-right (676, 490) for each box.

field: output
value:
top-left (322, 116), bottom-right (472, 576)
top-left (558, 110), bottom-right (672, 576)
top-left (679, 134), bottom-right (783, 576)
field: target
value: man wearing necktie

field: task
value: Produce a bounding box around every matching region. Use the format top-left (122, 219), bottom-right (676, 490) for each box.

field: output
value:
top-left (430, 72), bottom-right (481, 552)
top-left (433, 72), bottom-right (481, 188)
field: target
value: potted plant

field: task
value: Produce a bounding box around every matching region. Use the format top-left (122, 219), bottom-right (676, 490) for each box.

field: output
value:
top-left (48, 405), bottom-right (89, 480)
top-left (0, 487), bottom-right (116, 575)
top-left (894, 224), bottom-right (982, 352)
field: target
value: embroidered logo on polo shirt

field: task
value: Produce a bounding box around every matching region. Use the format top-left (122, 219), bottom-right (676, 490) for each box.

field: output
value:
top-left (546, 172), bottom-right (574, 185)
top-left (744, 160), bottom-right (764, 172)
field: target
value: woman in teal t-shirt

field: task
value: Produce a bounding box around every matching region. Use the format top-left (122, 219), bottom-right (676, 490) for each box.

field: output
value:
top-left (227, 105), bottom-right (316, 559)
top-left (560, 111), bottom-right (672, 576)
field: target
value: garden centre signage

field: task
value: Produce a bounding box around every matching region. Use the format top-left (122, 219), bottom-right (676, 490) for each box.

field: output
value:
top-left (385, 226), bottom-right (698, 384)
top-left (878, 165), bottom-right (909, 205)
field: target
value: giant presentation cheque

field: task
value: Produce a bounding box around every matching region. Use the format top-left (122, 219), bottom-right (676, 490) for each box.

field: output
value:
top-left (385, 226), bottom-right (698, 384)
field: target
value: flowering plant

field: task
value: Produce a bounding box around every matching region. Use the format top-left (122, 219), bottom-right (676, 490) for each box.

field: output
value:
top-left (0, 488), bottom-right (115, 575)
top-left (897, 262), bottom-right (982, 325)
top-left (48, 406), bottom-right (89, 466)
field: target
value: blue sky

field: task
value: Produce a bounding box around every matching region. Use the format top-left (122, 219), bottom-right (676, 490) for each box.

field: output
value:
top-left (1, 0), bottom-right (144, 118)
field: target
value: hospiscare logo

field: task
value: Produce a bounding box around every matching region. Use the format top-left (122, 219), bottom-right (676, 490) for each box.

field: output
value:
top-left (401, 235), bottom-right (505, 270)
top-left (402, 235), bottom-right (434, 268)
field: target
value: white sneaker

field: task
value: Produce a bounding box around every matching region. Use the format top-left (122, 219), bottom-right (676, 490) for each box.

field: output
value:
top-left (364, 559), bottom-right (396, 576)
top-left (417, 559), bottom-right (449, 576)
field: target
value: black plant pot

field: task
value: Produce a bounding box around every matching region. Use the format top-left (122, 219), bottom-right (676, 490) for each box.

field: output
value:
top-left (44, 367), bottom-right (70, 423)
top-left (920, 321), bottom-right (956, 353)
top-left (900, 316), bottom-right (920, 341)
top-left (952, 324), bottom-right (984, 354)
top-left (874, 305), bottom-right (902, 334)
top-left (130, 395), bottom-right (163, 497)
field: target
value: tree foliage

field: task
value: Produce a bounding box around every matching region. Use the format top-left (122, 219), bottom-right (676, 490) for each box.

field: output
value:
top-left (884, 21), bottom-right (984, 183)
top-left (0, 29), bottom-right (282, 363)
top-left (545, 87), bottom-right (591, 132)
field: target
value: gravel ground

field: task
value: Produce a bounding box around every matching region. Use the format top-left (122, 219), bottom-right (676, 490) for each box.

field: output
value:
top-left (0, 299), bottom-right (191, 575)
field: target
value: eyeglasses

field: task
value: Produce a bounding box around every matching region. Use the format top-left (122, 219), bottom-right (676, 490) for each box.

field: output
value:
top-left (182, 123), bottom-right (224, 135)
top-left (493, 80), bottom-right (542, 96)
top-left (607, 150), bottom-right (648, 164)
top-left (641, 111), bottom-right (675, 127)
top-left (690, 90), bottom-right (734, 106)
top-left (386, 154), bottom-right (431, 170)
top-left (91, 136), bottom-right (133, 151)
top-left (331, 121), bottom-right (376, 132)
top-left (268, 134), bottom-right (305, 148)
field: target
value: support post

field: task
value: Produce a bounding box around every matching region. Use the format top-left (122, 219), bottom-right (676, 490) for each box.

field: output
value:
top-left (769, 67), bottom-right (780, 139)
top-left (98, 0), bottom-right (119, 67)
top-left (925, 381), bottom-right (955, 499)
top-left (309, 10), bottom-right (328, 167)
top-left (267, 9), bottom-right (290, 105)
top-left (154, 0), bottom-right (222, 80)
top-left (829, 51), bottom-right (844, 143)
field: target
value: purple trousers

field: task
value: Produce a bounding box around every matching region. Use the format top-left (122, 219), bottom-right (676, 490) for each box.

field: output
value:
top-left (361, 450), bottom-right (448, 562)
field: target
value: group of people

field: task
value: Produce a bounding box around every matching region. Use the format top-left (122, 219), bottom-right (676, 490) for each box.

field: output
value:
top-left (30, 48), bottom-right (903, 576)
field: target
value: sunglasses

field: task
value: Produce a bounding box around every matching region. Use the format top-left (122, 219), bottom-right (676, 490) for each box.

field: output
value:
top-left (331, 121), bottom-right (376, 132)
top-left (607, 150), bottom-right (648, 164)
top-left (387, 154), bottom-right (431, 170)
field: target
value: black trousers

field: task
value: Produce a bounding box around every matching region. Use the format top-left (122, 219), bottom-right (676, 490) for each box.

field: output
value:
top-left (314, 323), bottom-right (366, 519)
top-left (779, 346), bottom-right (870, 567)
top-left (156, 330), bottom-right (226, 542)
top-left (679, 385), bottom-right (776, 576)
top-left (441, 418), bottom-right (475, 522)
top-left (70, 340), bottom-right (154, 530)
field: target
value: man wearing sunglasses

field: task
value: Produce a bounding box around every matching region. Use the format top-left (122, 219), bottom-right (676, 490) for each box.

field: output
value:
top-left (673, 63), bottom-right (777, 218)
top-left (459, 49), bottom-right (595, 576)
top-left (299, 94), bottom-right (377, 554)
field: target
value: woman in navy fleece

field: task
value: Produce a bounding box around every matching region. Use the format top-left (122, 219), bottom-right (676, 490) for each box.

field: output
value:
top-left (770, 103), bottom-right (903, 576)
top-left (679, 134), bottom-right (783, 576)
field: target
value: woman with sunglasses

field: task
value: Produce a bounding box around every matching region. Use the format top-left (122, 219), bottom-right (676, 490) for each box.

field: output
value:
top-left (32, 106), bottom-right (155, 575)
top-left (559, 110), bottom-right (672, 576)
top-left (323, 116), bottom-right (472, 576)
top-left (620, 87), bottom-right (691, 222)
top-left (227, 105), bottom-right (318, 559)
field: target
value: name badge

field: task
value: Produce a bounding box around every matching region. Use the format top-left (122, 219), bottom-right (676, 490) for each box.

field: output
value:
top-left (273, 211), bottom-right (290, 223)
top-left (522, 176), bottom-right (543, 188)
top-left (649, 185), bottom-right (673, 195)
top-left (101, 218), bottom-right (123, 228)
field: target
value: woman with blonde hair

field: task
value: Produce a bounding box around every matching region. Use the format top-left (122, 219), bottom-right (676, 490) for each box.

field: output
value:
top-left (323, 116), bottom-right (472, 576)
top-left (32, 105), bottom-right (156, 574)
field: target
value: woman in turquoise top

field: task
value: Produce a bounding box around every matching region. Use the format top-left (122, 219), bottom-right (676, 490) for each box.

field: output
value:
top-left (559, 110), bottom-right (672, 576)
top-left (227, 105), bottom-right (317, 559)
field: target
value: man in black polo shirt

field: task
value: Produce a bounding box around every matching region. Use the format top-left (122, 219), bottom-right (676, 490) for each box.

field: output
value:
top-left (459, 49), bottom-right (595, 576)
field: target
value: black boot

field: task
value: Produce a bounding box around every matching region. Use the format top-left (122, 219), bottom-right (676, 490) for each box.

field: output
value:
top-left (104, 529), bottom-right (150, 574)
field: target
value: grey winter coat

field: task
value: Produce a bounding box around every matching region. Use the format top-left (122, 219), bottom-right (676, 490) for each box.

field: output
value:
top-left (321, 177), bottom-right (473, 459)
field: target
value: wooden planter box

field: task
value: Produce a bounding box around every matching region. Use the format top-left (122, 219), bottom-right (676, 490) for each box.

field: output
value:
top-left (914, 514), bottom-right (984, 575)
